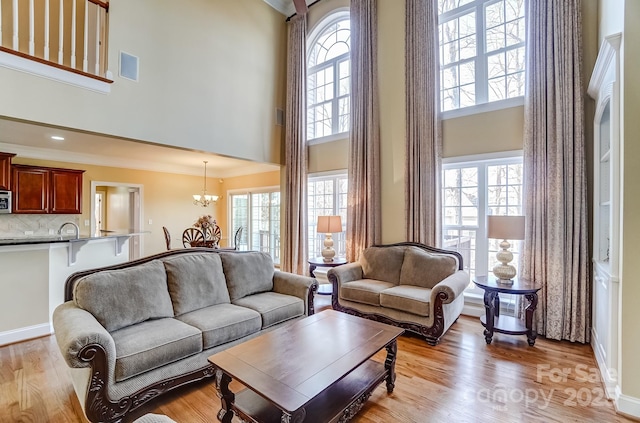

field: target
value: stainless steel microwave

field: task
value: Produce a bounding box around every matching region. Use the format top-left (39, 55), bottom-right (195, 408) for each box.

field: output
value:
top-left (0, 190), bottom-right (12, 213)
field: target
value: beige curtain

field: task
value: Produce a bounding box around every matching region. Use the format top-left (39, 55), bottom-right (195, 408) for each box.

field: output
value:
top-left (405, 0), bottom-right (441, 246)
top-left (347, 0), bottom-right (381, 262)
top-left (282, 14), bottom-right (308, 275)
top-left (521, 0), bottom-right (590, 342)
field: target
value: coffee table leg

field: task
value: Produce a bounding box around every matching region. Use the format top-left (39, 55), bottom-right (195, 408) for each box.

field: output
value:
top-left (214, 369), bottom-right (235, 423)
top-left (385, 340), bottom-right (398, 393)
top-left (281, 408), bottom-right (306, 423)
top-left (483, 290), bottom-right (496, 344)
top-left (525, 293), bottom-right (539, 346)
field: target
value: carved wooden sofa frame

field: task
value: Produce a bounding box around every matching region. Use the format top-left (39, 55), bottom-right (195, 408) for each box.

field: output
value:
top-left (329, 242), bottom-right (466, 346)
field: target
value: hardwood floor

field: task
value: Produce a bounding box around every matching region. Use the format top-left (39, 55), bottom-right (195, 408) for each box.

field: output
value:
top-left (0, 295), bottom-right (635, 423)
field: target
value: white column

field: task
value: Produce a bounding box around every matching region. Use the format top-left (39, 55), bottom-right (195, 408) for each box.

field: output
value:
top-left (44, 0), bottom-right (50, 60)
top-left (82, 0), bottom-right (88, 72)
top-left (70, 0), bottom-right (76, 68)
top-left (58, 0), bottom-right (64, 64)
top-left (12, 0), bottom-right (19, 50)
top-left (29, 0), bottom-right (35, 55)
top-left (94, 5), bottom-right (100, 74)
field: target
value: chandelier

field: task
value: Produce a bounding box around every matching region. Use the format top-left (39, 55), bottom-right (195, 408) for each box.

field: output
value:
top-left (193, 160), bottom-right (219, 207)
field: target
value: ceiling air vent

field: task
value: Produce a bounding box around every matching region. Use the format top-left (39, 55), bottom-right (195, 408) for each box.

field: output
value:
top-left (119, 51), bottom-right (139, 82)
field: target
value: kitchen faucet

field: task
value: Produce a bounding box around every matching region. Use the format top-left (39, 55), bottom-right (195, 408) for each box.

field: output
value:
top-left (58, 222), bottom-right (80, 239)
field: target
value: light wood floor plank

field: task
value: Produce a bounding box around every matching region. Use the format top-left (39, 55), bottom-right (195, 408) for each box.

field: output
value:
top-left (0, 296), bottom-right (636, 423)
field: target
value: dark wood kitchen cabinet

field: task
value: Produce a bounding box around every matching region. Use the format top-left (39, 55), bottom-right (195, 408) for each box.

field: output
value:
top-left (12, 165), bottom-right (84, 214)
top-left (0, 153), bottom-right (16, 190)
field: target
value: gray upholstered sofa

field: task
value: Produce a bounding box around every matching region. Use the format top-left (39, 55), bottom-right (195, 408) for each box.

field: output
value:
top-left (328, 242), bottom-right (469, 345)
top-left (52, 248), bottom-right (317, 423)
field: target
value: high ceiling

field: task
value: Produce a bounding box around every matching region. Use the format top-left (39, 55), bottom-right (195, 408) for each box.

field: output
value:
top-left (0, 117), bottom-right (280, 178)
top-left (262, 0), bottom-right (314, 16)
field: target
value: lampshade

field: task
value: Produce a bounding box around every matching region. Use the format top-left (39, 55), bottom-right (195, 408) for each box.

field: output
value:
top-left (487, 215), bottom-right (525, 240)
top-left (317, 216), bottom-right (342, 233)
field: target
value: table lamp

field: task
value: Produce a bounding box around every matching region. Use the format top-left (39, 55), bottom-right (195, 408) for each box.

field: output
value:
top-left (487, 215), bottom-right (525, 284)
top-left (317, 215), bottom-right (342, 262)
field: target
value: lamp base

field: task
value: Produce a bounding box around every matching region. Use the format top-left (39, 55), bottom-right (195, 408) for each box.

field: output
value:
top-left (322, 233), bottom-right (336, 262)
top-left (493, 239), bottom-right (517, 282)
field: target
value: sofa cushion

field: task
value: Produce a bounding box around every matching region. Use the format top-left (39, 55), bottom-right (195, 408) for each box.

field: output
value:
top-left (163, 253), bottom-right (230, 315)
top-left (111, 318), bottom-right (202, 382)
top-left (73, 260), bottom-right (174, 332)
top-left (220, 252), bottom-right (274, 301)
top-left (177, 303), bottom-right (261, 349)
top-left (360, 246), bottom-right (406, 285)
top-left (233, 292), bottom-right (304, 328)
top-left (380, 285), bottom-right (431, 317)
top-left (340, 279), bottom-right (396, 306)
top-left (399, 247), bottom-right (458, 289)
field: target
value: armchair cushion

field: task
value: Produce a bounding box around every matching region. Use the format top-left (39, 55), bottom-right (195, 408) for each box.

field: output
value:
top-left (220, 252), bottom-right (274, 301)
top-left (380, 285), bottom-right (431, 317)
top-left (163, 253), bottom-right (230, 315)
top-left (340, 279), bottom-right (395, 306)
top-left (360, 246), bottom-right (405, 284)
top-left (73, 260), bottom-right (174, 332)
top-left (400, 247), bottom-right (458, 289)
top-left (111, 318), bottom-right (202, 382)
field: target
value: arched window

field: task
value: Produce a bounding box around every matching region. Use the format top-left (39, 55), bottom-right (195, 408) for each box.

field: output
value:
top-left (307, 14), bottom-right (350, 141)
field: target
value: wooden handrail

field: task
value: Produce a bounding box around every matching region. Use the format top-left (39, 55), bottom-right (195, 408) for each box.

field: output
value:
top-left (0, 46), bottom-right (113, 84)
top-left (87, 0), bottom-right (109, 11)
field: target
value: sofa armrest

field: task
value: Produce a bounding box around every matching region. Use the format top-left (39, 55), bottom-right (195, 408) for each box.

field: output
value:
top-left (272, 270), bottom-right (318, 315)
top-left (327, 262), bottom-right (363, 288)
top-left (430, 270), bottom-right (470, 304)
top-left (52, 301), bottom-right (116, 370)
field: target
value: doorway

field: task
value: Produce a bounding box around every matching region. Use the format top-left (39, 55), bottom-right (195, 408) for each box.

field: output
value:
top-left (91, 181), bottom-right (144, 260)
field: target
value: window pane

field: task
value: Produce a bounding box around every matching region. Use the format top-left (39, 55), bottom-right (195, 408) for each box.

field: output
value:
top-left (486, 26), bottom-right (505, 52)
top-left (506, 17), bottom-right (525, 46)
top-left (438, 0), bottom-right (473, 15)
top-left (459, 84), bottom-right (476, 108)
top-left (442, 67), bottom-right (459, 89)
top-left (485, 2), bottom-right (504, 28)
top-left (505, 0), bottom-right (525, 21)
top-left (488, 76), bottom-right (506, 101)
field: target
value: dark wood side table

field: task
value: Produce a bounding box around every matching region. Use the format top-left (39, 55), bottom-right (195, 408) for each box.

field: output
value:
top-left (308, 257), bottom-right (348, 295)
top-left (474, 276), bottom-right (541, 346)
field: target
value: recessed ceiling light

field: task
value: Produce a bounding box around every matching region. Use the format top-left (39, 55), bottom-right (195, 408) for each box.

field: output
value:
top-left (51, 136), bottom-right (65, 141)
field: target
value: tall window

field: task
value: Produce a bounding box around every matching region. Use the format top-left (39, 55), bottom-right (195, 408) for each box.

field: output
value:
top-left (442, 156), bottom-right (523, 291)
top-left (307, 174), bottom-right (348, 258)
top-left (229, 189), bottom-right (280, 265)
top-left (307, 15), bottom-right (351, 141)
top-left (438, 0), bottom-right (526, 112)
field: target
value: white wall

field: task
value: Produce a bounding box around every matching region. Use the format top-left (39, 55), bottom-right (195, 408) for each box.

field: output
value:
top-left (0, 0), bottom-right (287, 165)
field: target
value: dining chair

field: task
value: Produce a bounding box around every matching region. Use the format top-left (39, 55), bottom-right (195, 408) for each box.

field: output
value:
top-left (182, 227), bottom-right (205, 248)
top-left (162, 226), bottom-right (171, 250)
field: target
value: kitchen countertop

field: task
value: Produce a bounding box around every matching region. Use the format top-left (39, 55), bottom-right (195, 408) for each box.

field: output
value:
top-left (0, 230), bottom-right (147, 246)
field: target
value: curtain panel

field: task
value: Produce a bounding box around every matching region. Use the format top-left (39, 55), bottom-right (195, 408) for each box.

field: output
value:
top-left (521, 0), bottom-right (590, 342)
top-left (405, 0), bottom-right (441, 246)
top-left (346, 0), bottom-right (382, 262)
top-left (282, 15), bottom-right (308, 275)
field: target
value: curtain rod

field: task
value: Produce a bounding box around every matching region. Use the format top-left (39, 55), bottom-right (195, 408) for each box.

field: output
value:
top-left (286, 0), bottom-right (324, 22)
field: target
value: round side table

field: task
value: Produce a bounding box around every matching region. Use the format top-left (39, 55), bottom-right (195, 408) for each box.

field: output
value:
top-left (308, 257), bottom-right (348, 295)
top-left (473, 276), bottom-right (541, 346)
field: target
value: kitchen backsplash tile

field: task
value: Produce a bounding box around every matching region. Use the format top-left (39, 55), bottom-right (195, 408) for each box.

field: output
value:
top-left (0, 215), bottom-right (80, 238)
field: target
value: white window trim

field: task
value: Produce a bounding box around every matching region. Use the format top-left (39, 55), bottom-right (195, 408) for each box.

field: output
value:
top-left (306, 131), bottom-right (349, 146)
top-left (227, 186), bottom-right (280, 263)
top-left (306, 9), bottom-right (351, 143)
top-left (438, 0), bottom-right (526, 115)
top-left (441, 96), bottom-right (524, 120)
top-left (442, 152), bottom-right (524, 297)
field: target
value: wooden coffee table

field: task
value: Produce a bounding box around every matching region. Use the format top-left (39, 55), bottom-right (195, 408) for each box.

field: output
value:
top-left (208, 310), bottom-right (404, 423)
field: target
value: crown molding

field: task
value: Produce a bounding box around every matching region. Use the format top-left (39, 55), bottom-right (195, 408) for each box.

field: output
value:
top-left (0, 142), bottom-right (279, 179)
top-left (263, 0), bottom-right (296, 16)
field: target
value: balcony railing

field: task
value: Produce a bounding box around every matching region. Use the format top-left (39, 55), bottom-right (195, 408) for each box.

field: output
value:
top-left (0, 0), bottom-right (110, 83)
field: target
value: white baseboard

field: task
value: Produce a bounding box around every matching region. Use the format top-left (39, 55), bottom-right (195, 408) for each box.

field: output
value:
top-left (590, 328), bottom-right (619, 399)
top-left (462, 301), bottom-right (484, 317)
top-left (0, 323), bottom-right (52, 346)
top-left (616, 391), bottom-right (640, 419)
